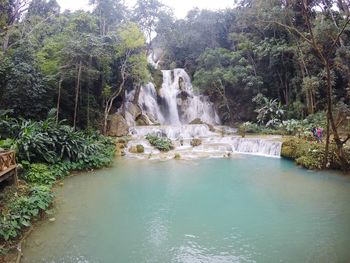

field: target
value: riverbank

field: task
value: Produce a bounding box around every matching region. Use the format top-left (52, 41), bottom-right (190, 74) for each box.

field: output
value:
top-left (0, 138), bottom-right (115, 262)
top-left (281, 137), bottom-right (350, 171)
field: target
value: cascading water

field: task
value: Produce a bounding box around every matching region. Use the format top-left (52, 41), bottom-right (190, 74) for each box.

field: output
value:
top-left (123, 61), bottom-right (282, 158)
top-left (126, 68), bottom-right (220, 126)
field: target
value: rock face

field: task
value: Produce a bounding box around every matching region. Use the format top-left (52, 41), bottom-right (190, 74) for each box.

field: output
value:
top-left (107, 114), bottom-right (129, 137)
top-left (127, 103), bottom-right (142, 120)
top-left (136, 114), bottom-right (152, 126)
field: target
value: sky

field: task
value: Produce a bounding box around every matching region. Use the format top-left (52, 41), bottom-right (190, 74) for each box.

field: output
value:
top-left (57, 0), bottom-right (234, 19)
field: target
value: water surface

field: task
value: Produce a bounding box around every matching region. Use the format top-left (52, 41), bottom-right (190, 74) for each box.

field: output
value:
top-left (22, 156), bottom-right (350, 263)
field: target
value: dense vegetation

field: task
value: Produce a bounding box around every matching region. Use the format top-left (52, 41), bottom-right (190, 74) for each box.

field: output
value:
top-left (145, 134), bottom-right (174, 152)
top-left (0, 110), bottom-right (115, 254)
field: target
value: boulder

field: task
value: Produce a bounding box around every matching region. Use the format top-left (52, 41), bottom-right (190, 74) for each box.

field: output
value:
top-left (174, 153), bottom-right (181, 159)
top-left (128, 146), bottom-right (138, 153)
top-left (127, 103), bottom-right (142, 119)
top-left (107, 114), bottom-right (129, 137)
top-left (189, 118), bottom-right (204, 125)
top-left (206, 123), bottom-right (215, 132)
top-left (136, 114), bottom-right (152, 126)
top-left (190, 138), bottom-right (202, 147)
top-left (136, 144), bottom-right (145, 153)
top-left (128, 145), bottom-right (144, 154)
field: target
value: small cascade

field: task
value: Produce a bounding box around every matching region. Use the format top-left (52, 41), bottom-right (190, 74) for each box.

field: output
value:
top-left (231, 137), bottom-right (282, 157)
top-left (126, 125), bottom-right (282, 159)
top-left (129, 124), bottom-right (213, 140)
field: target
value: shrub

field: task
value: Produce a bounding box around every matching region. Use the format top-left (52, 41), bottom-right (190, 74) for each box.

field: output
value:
top-left (24, 163), bottom-right (56, 185)
top-left (145, 134), bottom-right (174, 151)
top-left (281, 138), bottom-right (350, 170)
top-left (238, 122), bottom-right (261, 134)
top-left (1, 112), bottom-right (116, 165)
top-left (0, 186), bottom-right (53, 241)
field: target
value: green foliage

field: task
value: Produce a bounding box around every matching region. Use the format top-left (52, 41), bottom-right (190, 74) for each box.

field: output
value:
top-left (239, 112), bottom-right (327, 136)
top-left (1, 43), bottom-right (54, 120)
top-left (145, 134), bottom-right (173, 152)
top-left (281, 138), bottom-right (350, 170)
top-left (0, 186), bottom-right (53, 241)
top-left (0, 112), bottom-right (115, 165)
top-left (24, 163), bottom-right (56, 185)
top-left (194, 48), bottom-right (263, 122)
top-left (253, 94), bottom-right (285, 126)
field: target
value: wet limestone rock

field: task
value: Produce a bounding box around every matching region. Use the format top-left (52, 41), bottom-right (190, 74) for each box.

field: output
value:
top-left (129, 145), bottom-right (144, 154)
top-left (107, 114), bottom-right (129, 137)
top-left (136, 114), bottom-right (152, 126)
top-left (190, 138), bottom-right (202, 147)
top-left (189, 118), bottom-right (203, 124)
top-left (136, 144), bottom-right (145, 153)
top-left (129, 146), bottom-right (138, 153)
top-left (189, 118), bottom-right (215, 132)
top-left (127, 103), bottom-right (142, 120)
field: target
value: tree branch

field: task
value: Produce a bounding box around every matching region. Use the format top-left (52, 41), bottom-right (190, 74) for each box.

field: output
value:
top-left (330, 17), bottom-right (350, 50)
top-left (261, 20), bottom-right (313, 45)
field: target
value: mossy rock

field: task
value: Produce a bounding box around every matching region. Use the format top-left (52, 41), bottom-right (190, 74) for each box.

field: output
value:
top-left (174, 153), bottom-right (181, 160)
top-left (189, 118), bottom-right (204, 125)
top-left (190, 138), bottom-right (202, 147)
top-left (128, 146), bottom-right (138, 153)
top-left (136, 144), bottom-right (145, 153)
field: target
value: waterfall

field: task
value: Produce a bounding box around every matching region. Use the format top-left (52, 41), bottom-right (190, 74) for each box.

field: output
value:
top-left (125, 68), bottom-right (220, 126)
top-left (138, 83), bottom-right (165, 124)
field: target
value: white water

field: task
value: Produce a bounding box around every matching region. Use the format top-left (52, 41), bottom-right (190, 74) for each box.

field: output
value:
top-left (124, 62), bottom-right (281, 158)
top-left (125, 68), bottom-right (220, 125)
top-left (127, 125), bottom-right (282, 159)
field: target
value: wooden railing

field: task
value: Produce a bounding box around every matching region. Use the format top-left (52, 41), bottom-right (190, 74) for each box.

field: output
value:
top-left (0, 150), bottom-right (17, 186)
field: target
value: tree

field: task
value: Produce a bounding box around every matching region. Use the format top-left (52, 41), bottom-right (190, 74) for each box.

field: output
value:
top-left (102, 22), bottom-right (148, 134)
top-left (133, 0), bottom-right (166, 48)
top-left (1, 42), bottom-right (54, 119)
top-left (0, 0), bottom-right (30, 52)
top-left (263, 0), bottom-right (350, 170)
top-left (89, 0), bottom-right (125, 36)
top-left (194, 48), bottom-right (263, 123)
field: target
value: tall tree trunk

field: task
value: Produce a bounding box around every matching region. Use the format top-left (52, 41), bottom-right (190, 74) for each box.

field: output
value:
top-left (2, 31), bottom-right (10, 53)
top-left (133, 84), bottom-right (141, 105)
top-left (56, 78), bottom-right (63, 123)
top-left (73, 60), bottom-right (82, 129)
top-left (324, 61), bottom-right (348, 171)
top-left (122, 89), bottom-right (126, 118)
